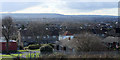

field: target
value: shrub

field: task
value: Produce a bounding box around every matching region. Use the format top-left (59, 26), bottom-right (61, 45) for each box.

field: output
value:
top-left (118, 46), bottom-right (120, 50)
top-left (48, 43), bottom-right (54, 48)
top-left (19, 46), bottom-right (24, 50)
top-left (40, 45), bottom-right (53, 54)
top-left (24, 47), bottom-right (28, 50)
top-left (28, 44), bottom-right (41, 50)
top-left (67, 33), bottom-right (107, 52)
top-left (41, 44), bottom-right (48, 46)
top-left (2, 50), bottom-right (17, 54)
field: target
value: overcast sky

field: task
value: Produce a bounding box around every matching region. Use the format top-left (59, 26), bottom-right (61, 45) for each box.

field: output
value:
top-left (0, 0), bottom-right (119, 16)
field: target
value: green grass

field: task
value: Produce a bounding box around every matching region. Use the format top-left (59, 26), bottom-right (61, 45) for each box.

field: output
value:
top-left (18, 49), bottom-right (40, 52)
top-left (1, 53), bottom-right (23, 59)
top-left (20, 49), bottom-right (40, 58)
top-left (1, 55), bottom-right (13, 58)
top-left (10, 54), bottom-right (23, 57)
top-left (41, 44), bottom-right (49, 46)
top-left (18, 50), bottom-right (29, 52)
top-left (1, 49), bottom-right (40, 58)
top-left (28, 49), bottom-right (40, 51)
top-left (1, 50), bottom-right (26, 58)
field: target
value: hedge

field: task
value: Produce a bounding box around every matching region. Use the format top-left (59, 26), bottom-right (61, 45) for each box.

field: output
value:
top-left (28, 44), bottom-right (41, 50)
top-left (40, 45), bottom-right (53, 54)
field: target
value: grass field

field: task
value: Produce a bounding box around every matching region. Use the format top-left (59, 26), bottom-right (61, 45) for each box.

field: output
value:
top-left (1, 54), bottom-right (23, 58)
top-left (1, 49), bottom-right (40, 58)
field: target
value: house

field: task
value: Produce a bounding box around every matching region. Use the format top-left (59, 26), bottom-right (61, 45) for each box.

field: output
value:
top-left (116, 28), bottom-right (120, 33)
top-left (103, 36), bottom-right (119, 49)
top-left (54, 31), bottom-right (75, 54)
top-left (0, 39), bottom-right (17, 52)
top-left (59, 31), bottom-right (74, 40)
top-left (20, 30), bottom-right (59, 46)
top-left (19, 24), bottom-right (59, 47)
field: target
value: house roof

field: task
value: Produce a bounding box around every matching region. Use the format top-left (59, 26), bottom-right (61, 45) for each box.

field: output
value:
top-left (103, 36), bottom-right (119, 43)
top-left (0, 39), bottom-right (16, 42)
top-left (63, 31), bottom-right (73, 36)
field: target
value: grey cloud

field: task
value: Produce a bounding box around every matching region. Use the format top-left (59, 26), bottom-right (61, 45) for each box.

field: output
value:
top-left (2, 2), bottom-right (41, 12)
top-left (66, 2), bottom-right (118, 12)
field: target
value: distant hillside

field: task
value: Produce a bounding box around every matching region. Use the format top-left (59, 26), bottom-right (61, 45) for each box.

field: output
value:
top-left (2, 13), bottom-right (118, 23)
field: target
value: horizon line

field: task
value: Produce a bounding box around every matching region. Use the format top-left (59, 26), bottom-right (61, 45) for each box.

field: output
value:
top-left (1, 12), bottom-right (118, 16)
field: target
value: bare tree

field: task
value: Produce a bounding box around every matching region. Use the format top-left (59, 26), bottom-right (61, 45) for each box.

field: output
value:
top-left (27, 21), bottom-right (48, 45)
top-left (66, 32), bottom-right (107, 52)
top-left (2, 16), bottom-right (16, 54)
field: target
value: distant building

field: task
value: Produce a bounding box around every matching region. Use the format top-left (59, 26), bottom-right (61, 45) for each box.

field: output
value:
top-left (59, 31), bottom-right (74, 40)
top-left (54, 31), bottom-right (75, 53)
top-left (20, 30), bottom-right (59, 46)
top-left (103, 36), bottom-right (119, 49)
top-left (19, 24), bottom-right (60, 46)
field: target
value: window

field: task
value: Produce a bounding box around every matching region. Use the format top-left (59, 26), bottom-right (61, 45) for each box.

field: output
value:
top-left (37, 36), bottom-right (40, 38)
top-left (43, 36), bottom-right (46, 38)
top-left (47, 35), bottom-right (50, 38)
top-left (28, 36), bottom-right (31, 39)
top-left (68, 37), bottom-right (71, 40)
top-left (53, 36), bottom-right (56, 38)
top-left (22, 37), bottom-right (25, 39)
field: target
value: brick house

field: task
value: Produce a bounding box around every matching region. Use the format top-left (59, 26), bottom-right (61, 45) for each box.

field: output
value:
top-left (0, 39), bottom-right (17, 52)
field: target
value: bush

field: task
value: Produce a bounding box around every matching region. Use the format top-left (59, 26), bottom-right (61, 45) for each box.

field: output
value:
top-left (28, 44), bottom-right (41, 50)
top-left (40, 45), bottom-right (53, 54)
top-left (41, 44), bottom-right (48, 46)
top-left (24, 47), bottom-right (28, 50)
top-left (48, 43), bottom-right (54, 48)
top-left (19, 46), bottom-right (24, 50)
top-left (118, 46), bottom-right (120, 50)
top-left (67, 33), bottom-right (107, 52)
top-left (2, 50), bottom-right (17, 54)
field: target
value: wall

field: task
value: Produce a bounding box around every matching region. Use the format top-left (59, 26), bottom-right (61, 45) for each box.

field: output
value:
top-left (0, 42), bottom-right (17, 51)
